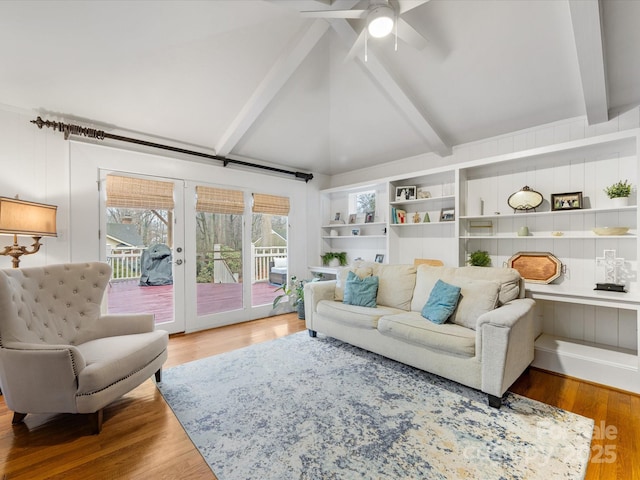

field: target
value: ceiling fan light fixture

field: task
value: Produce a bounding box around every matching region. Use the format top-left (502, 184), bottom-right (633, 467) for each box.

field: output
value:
top-left (367, 5), bottom-right (394, 38)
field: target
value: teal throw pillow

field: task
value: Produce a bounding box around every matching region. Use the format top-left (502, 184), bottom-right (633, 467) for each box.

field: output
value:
top-left (421, 279), bottom-right (461, 324)
top-left (343, 271), bottom-right (378, 307)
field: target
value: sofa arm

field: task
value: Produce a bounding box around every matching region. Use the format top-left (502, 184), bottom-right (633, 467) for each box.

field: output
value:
top-left (476, 298), bottom-right (536, 398)
top-left (0, 343), bottom-right (86, 413)
top-left (304, 280), bottom-right (336, 331)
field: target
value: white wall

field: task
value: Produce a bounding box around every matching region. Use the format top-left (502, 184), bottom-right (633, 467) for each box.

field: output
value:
top-left (329, 107), bottom-right (640, 189)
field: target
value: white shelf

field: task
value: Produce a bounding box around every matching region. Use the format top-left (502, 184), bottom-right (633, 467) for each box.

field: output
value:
top-left (308, 266), bottom-right (340, 275)
top-left (461, 233), bottom-right (636, 239)
top-left (392, 222), bottom-right (453, 227)
top-left (527, 284), bottom-right (640, 308)
top-left (322, 235), bottom-right (386, 239)
top-left (460, 205), bottom-right (637, 220)
top-left (535, 334), bottom-right (637, 370)
top-left (322, 222), bottom-right (386, 228)
top-left (390, 195), bottom-right (455, 207)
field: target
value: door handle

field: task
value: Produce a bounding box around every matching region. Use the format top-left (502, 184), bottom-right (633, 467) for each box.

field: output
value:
top-left (175, 259), bottom-right (183, 265)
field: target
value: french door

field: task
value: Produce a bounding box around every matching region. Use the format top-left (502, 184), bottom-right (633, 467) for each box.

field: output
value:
top-left (100, 171), bottom-right (186, 334)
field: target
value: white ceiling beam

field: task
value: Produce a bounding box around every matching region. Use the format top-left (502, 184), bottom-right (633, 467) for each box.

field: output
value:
top-left (328, 19), bottom-right (450, 156)
top-left (216, 20), bottom-right (330, 156)
top-left (569, 0), bottom-right (609, 124)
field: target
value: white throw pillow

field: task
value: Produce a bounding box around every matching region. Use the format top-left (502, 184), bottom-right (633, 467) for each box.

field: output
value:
top-left (448, 277), bottom-right (501, 329)
top-left (273, 257), bottom-right (287, 268)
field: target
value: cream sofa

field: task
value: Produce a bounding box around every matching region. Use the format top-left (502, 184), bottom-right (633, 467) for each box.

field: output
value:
top-left (304, 262), bottom-right (536, 407)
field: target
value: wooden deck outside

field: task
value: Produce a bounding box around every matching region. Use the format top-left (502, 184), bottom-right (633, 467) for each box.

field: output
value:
top-left (107, 280), bottom-right (281, 324)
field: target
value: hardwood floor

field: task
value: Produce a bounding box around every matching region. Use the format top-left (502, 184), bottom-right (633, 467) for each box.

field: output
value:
top-left (1, 314), bottom-right (637, 479)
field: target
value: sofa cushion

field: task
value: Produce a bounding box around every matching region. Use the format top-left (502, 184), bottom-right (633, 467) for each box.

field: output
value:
top-left (273, 257), bottom-right (287, 268)
top-left (421, 279), bottom-right (461, 324)
top-left (453, 267), bottom-right (521, 305)
top-left (334, 262), bottom-right (374, 301)
top-left (75, 330), bottom-right (168, 395)
top-left (344, 271), bottom-right (379, 307)
top-left (372, 263), bottom-right (417, 310)
top-left (317, 300), bottom-right (404, 329)
top-left (411, 266), bottom-right (457, 312)
top-left (449, 277), bottom-right (501, 329)
top-left (378, 312), bottom-right (476, 357)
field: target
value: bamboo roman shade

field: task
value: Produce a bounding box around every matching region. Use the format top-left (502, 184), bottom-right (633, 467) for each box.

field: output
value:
top-left (106, 175), bottom-right (175, 210)
top-left (196, 186), bottom-right (244, 214)
top-left (252, 193), bottom-right (290, 216)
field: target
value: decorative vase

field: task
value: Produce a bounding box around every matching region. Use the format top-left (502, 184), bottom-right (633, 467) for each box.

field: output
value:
top-left (517, 226), bottom-right (529, 236)
top-left (328, 258), bottom-right (340, 267)
top-left (611, 197), bottom-right (629, 208)
top-left (297, 301), bottom-right (305, 320)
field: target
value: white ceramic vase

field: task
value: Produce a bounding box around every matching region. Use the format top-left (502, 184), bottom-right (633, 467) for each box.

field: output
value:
top-left (328, 258), bottom-right (341, 267)
top-left (611, 197), bottom-right (629, 208)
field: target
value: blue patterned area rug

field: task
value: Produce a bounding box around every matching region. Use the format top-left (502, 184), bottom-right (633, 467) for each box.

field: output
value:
top-left (158, 332), bottom-right (593, 479)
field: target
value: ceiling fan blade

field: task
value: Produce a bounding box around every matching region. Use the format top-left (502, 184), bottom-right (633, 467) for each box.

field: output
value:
top-left (396, 17), bottom-right (428, 50)
top-left (300, 9), bottom-right (367, 19)
top-left (396, 0), bottom-right (430, 15)
top-left (343, 28), bottom-right (367, 63)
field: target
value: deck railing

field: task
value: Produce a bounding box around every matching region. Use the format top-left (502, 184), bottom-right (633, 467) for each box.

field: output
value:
top-left (106, 245), bottom-right (287, 283)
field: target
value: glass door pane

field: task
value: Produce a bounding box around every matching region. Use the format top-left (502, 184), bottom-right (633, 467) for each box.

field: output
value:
top-left (251, 213), bottom-right (288, 307)
top-left (195, 211), bottom-right (243, 316)
top-left (102, 172), bottom-right (185, 334)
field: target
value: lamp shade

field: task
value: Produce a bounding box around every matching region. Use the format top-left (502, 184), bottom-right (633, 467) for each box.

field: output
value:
top-left (0, 197), bottom-right (57, 237)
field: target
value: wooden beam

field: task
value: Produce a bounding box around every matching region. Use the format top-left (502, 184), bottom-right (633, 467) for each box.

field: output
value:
top-left (569, 0), bottom-right (609, 124)
top-left (215, 20), bottom-right (330, 156)
top-left (329, 18), bottom-right (451, 156)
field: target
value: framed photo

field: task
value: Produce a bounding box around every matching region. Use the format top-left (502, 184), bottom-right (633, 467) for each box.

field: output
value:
top-left (334, 212), bottom-right (341, 221)
top-left (348, 213), bottom-right (357, 224)
top-left (440, 208), bottom-right (455, 222)
top-left (351, 228), bottom-right (360, 236)
top-left (551, 192), bottom-right (583, 211)
top-left (364, 211), bottom-right (374, 223)
top-left (374, 254), bottom-right (384, 263)
top-left (395, 186), bottom-right (416, 201)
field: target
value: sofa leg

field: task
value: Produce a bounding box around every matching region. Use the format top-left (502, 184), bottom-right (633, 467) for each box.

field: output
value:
top-left (308, 329), bottom-right (317, 338)
top-left (488, 394), bottom-right (502, 409)
top-left (90, 409), bottom-right (104, 434)
top-left (12, 412), bottom-right (27, 425)
top-left (155, 368), bottom-right (162, 383)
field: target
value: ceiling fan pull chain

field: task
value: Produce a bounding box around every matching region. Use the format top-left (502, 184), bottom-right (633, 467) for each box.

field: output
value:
top-left (365, 28), bottom-right (368, 62)
top-left (395, 10), bottom-right (398, 51)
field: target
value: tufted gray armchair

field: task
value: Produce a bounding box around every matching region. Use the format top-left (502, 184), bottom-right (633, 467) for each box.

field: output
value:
top-left (0, 262), bottom-right (168, 433)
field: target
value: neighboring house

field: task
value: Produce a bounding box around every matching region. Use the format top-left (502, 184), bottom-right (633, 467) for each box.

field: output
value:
top-left (106, 223), bottom-right (145, 249)
top-left (253, 230), bottom-right (287, 248)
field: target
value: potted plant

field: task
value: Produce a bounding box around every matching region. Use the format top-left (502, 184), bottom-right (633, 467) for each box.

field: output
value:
top-left (604, 180), bottom-right (632, 207)
top-left (321, 251), bottom-right (347, 267)
top-left (467, 250), bottom-right (491, 267)
top-left (273, 276), bottom-right (308, 319)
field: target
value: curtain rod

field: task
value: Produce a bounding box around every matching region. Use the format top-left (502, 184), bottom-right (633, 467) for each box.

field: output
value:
top-left (30, 116), bottom-right (314, 183)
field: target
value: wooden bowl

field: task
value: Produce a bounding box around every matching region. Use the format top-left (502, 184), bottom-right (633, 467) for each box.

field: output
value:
top-left (592, 227), bottom-right (630, 236)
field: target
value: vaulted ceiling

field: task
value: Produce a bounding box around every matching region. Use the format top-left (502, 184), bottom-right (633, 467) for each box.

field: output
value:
top-left (1, 0), bottom-right (638, 176)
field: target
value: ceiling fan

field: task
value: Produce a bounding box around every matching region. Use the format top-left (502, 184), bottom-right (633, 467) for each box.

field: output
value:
top-left (300, 0), bottom-right (430, 61)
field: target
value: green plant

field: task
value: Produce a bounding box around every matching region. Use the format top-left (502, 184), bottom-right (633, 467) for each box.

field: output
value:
top-left (467, 250), bottom-right (491, 267)
top-left (273, 275), bottom-right (306, 309)
top-left (321, 251), bottom-right (347, 266)
top-left (604, 180), bottom-right (632, 198)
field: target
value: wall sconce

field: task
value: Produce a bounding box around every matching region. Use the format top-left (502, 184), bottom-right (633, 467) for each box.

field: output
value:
top-left (0, 196), bottom-right (57, 268)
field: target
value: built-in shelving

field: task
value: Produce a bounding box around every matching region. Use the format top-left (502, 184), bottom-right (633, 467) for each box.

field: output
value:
top-left (318, 128), bottom-right (640, 393)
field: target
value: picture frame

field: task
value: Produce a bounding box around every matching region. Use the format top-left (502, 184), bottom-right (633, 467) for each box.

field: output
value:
top-left (351, 228), bottom-right (360, 236)
top-left (551, 192), bottom-right (583, 211)
top-left (440, 208), bottom-right (455, 222)
top-left (348, 213), bottom-right (357, 224)
top-left (374, 254), bottom-right (384, 263)
top-left (334, 212), bottom-right (341, 221)
top-left (395, 186), bottom-right (416, 201)
top-left (364, 211), bottom-right (374, 223)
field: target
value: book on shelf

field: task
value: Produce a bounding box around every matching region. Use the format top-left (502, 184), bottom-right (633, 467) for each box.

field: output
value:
top-left (391, 207), bottom-right (406, 224)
